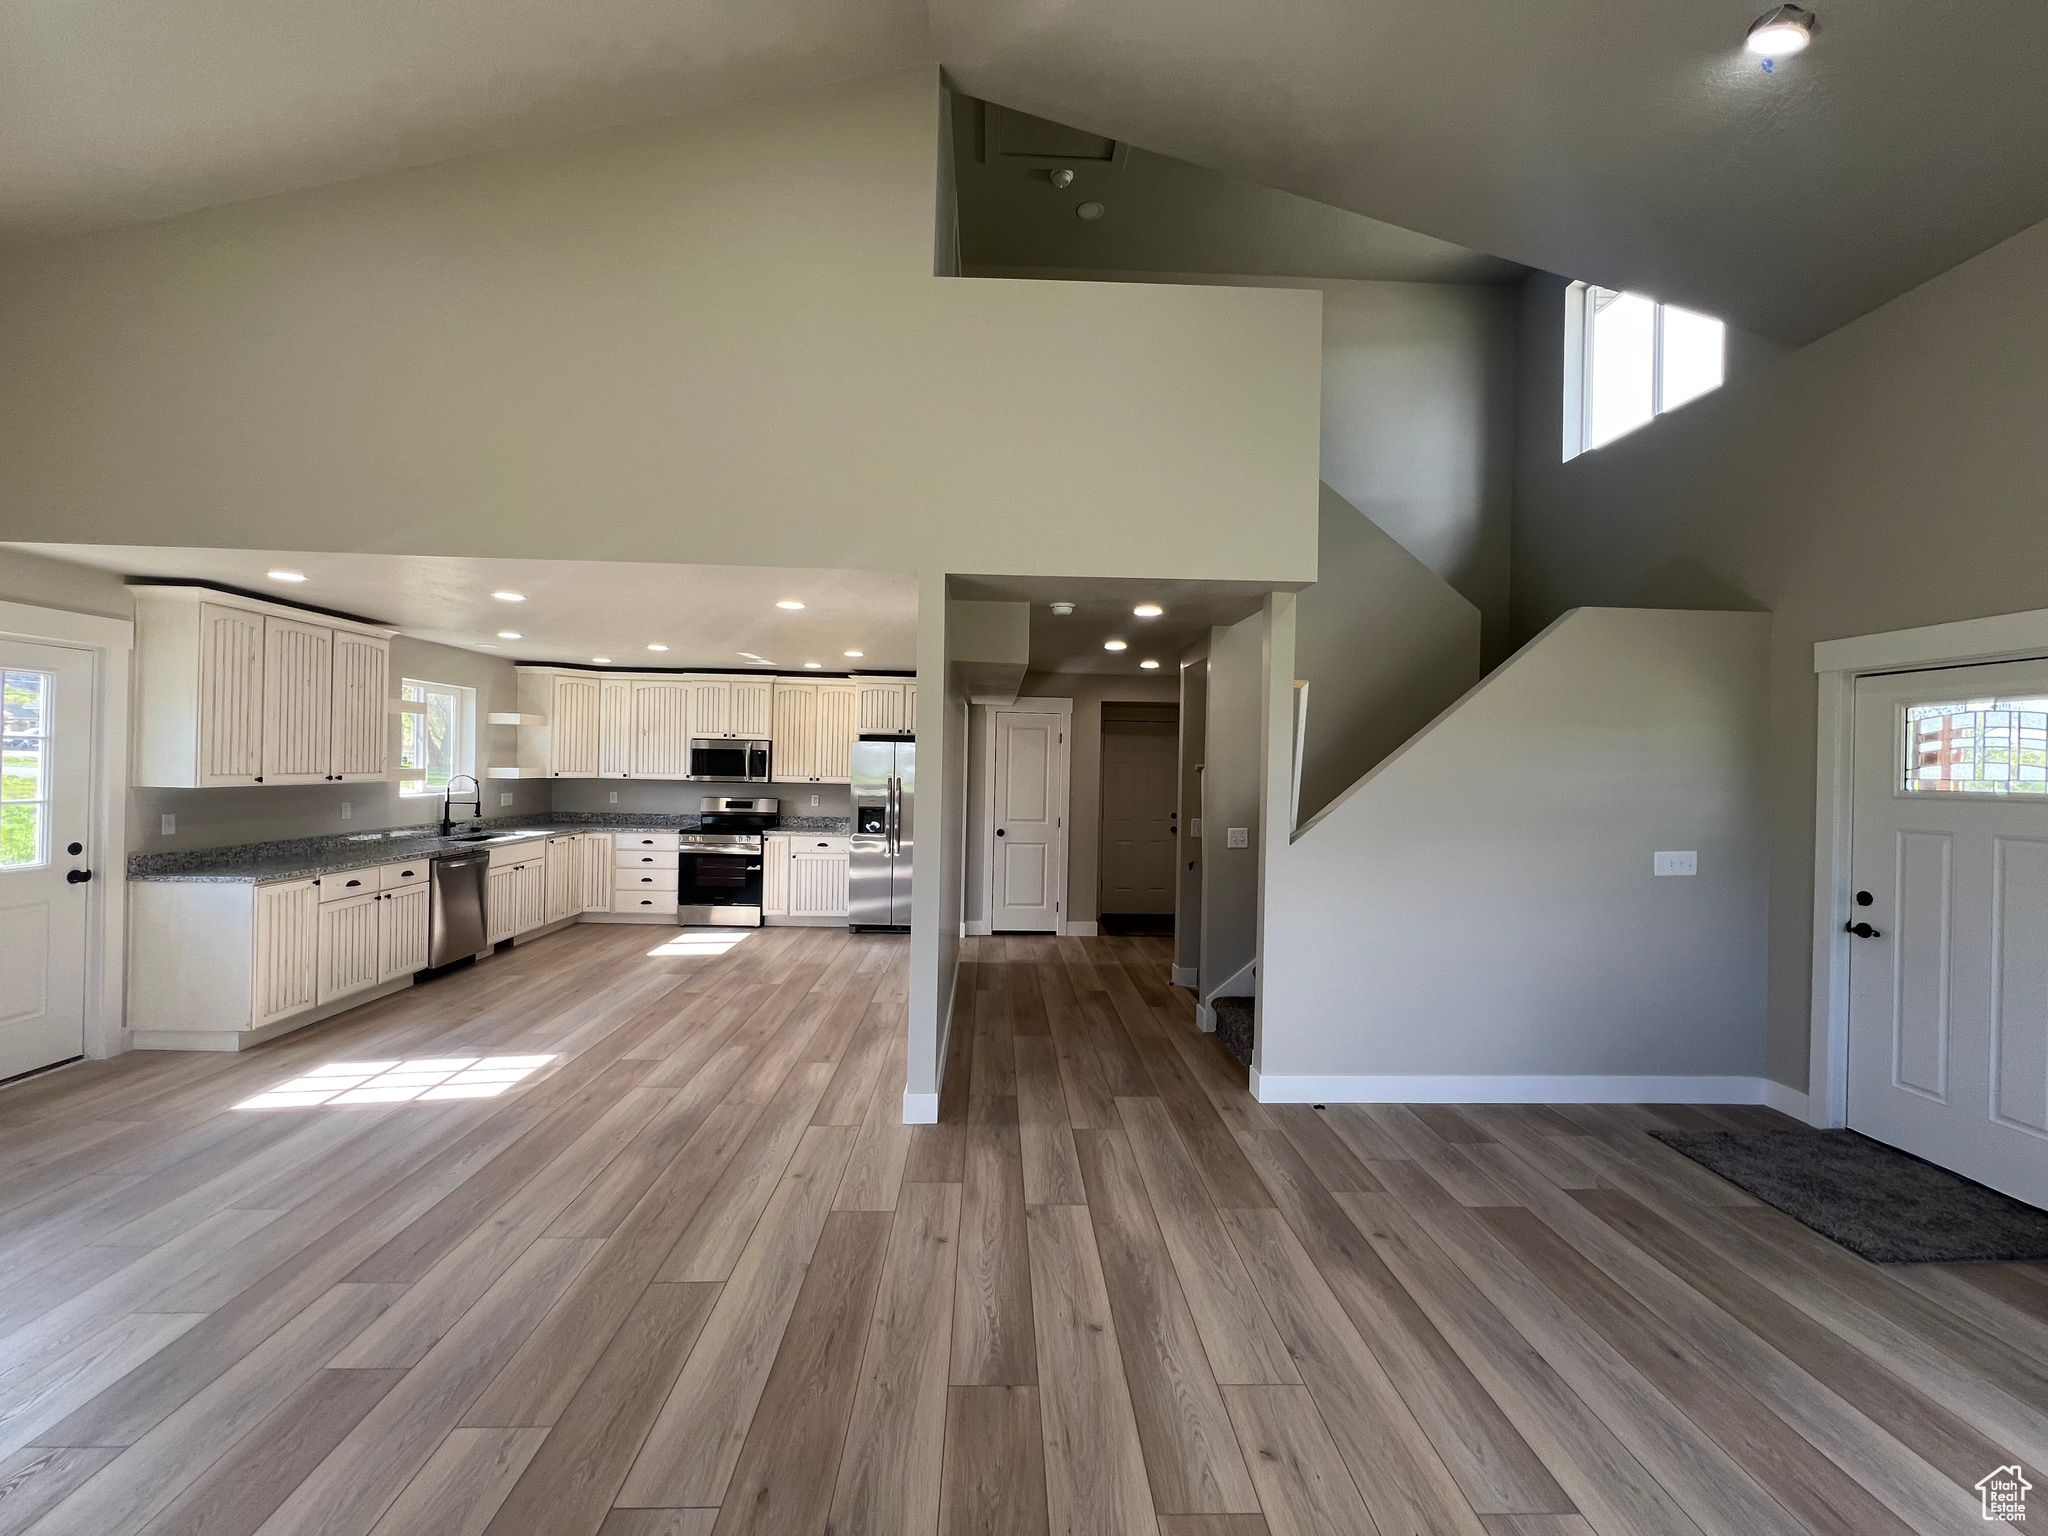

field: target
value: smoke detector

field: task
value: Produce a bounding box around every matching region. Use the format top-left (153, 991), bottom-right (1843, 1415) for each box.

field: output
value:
top-left (1050, 602), bottom-right (1075, 617)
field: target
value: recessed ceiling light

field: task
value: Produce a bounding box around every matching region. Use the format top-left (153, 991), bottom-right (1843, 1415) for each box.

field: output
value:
top-left (1104, 639), bottom-right (1128, 652)
top-left (497, 631), bottom-right (521, 640)
top-left (804, 661), bottom-right (823, 669)
top-left (1133, 603), bottom-right (1163, 618)
top-left (647, 644), bottom-right (669, 652)
top-left (1746, 4), bottom-right (1814, 56)
top-left (843, 650), bottom-right (864, 658)
top-left (1077, 201), bottom-right (1106, 221)
top-left (267, 569), bottom-right (307, 583)
top-left (776, 600), bottom-right (805, 610)
top-left (1140, 659), bottom-right (1161, 670)
top-left (592, 657), bottom-right (611, 664)
top-left (492, 591), bottom-right (525, 602)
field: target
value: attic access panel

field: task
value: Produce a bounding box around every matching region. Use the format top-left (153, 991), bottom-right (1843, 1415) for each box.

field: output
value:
top-left (980, 102), bottom-right (1128, 169)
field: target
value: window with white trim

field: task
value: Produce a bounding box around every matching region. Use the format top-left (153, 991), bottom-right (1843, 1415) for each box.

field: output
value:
top-left (397, 678), bottom-right (474, 796)
top-left (1563, 283), bottom-right (1726, 459)
top-left (1, 669), bottom-right (52, 869)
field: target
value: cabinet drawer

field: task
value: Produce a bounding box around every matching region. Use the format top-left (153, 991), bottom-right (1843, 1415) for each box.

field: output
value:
top-left (379, 860), bottom-right (429, 890)
top-left (488, 839), bottom-right (546, 867)
top-left (616, 831), bottom-right (679, 851)
top-left (615, 849), bottom-right (679, 870)
top-left (795, 837), bottom-right (851, 854)
top-left (615, 869), bottom-right (681, 892)
top-left (615, 889), bottom-right (679, 914)
top-left (317, 868), bottom-right (378, 903)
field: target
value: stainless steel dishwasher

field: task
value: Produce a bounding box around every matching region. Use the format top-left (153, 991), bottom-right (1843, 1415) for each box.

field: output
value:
top-left (429, 852), bottom-right (490, 968)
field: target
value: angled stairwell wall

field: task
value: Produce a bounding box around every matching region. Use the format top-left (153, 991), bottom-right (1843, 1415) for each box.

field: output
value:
top-left (1257, 607), bottom-right (1778, 1106)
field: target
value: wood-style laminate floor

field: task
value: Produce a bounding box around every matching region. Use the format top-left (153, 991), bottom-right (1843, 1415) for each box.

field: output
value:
top-left (0, 923), bottom-right (2045, 1536)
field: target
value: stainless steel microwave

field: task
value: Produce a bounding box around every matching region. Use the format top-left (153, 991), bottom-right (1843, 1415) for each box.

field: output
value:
top-left (689, 737), bottom-right (771, 782)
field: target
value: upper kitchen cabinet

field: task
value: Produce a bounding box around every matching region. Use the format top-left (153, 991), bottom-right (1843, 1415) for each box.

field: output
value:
top-left (597, 679), bottom-right (633, 777)
top-left (855, 680), bottom-right (908, 735)
top-left (771, 679), bottom-right (859, 783)
top-left (816, 682), bottom-right (859, 780)
top-left (631, 678), bottom-right (692, 777)
top-left (730, 677), bottom-right (774, 738)
top-left (133, 587), bottom-right (395, 788)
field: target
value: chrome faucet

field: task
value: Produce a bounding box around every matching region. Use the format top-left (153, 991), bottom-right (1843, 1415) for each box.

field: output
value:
top-left (440, 774), bottom-right (482, 836)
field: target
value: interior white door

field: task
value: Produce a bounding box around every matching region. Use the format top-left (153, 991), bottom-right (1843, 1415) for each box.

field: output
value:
top-left (1099, 720), bottom-right (1178, 915)
top-left (993, 709), bottom-right (1063, 933)
top-left (1849, 661), bottom-right (2048, 1206)
top-left (0, 641), bottom-right (94, 1078)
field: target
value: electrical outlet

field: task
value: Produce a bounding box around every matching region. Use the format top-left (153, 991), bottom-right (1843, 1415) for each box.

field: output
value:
top-left (608, 791), bottom-right (619, 804)
top-left (500, 792), bottom-right (514, 807)
top-left (340, 801), bottom-right (352, 821)
top-left (1654, 850), bottom-right (1698, 877)
top-left (160, 813), bottom-right (176, 835)
top-left (1226, 826), bottom-right (1249, 849)
top-left (810, 794), bottom-right (820, 807)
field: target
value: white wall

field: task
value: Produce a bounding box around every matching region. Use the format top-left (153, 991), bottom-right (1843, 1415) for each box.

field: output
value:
top-left (1294, 484), bottom-right (1480, 823)
top-left (1200, 612), bottom-right (1267, 999)
top-left (1259, 608), bottom-right (1772, 1097)
top-left (1513, 215), bottom-right (2048, 1090)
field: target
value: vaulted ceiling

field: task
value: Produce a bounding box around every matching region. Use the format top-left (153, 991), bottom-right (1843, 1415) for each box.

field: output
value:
top-left (4, 1), bottom-right (2045, 343)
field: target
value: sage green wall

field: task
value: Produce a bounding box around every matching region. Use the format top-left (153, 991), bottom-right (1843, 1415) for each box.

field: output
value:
top-left (1512, 216), bottom-right (2048, 1090)
top-left (0, 547), bottom-right (132, 621)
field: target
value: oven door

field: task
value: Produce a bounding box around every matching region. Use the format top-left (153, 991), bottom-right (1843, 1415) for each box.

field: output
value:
top-left (677, 848), bottom-right (763, 926)
top-left (689, 740), bottom-right (754, 780)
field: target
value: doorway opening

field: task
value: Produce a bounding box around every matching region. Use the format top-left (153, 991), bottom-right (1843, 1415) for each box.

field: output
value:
top-left (1099, 701), bottom-right (1179, 937)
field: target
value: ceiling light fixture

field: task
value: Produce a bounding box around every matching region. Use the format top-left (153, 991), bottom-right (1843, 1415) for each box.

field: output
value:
top-left (776, 600), bottom-right (805, 610)
top-left (1050, 602), bottom-right (1075, 616)
top-left (843, 650), bottom-right (864, 658)
top-left (592, 656), bottom-right (611, 663)
top-left (647, 644), bottom-right (669, 652)
top-left (1104, 639), bottom-right (1128, 652)
top-left (1746, 4), bottom-right (1815, 57)
top-left (804, 662), bottom-right (823, 669)
top-left (1077, 201), bottom-right (1105, 221)
top-left (497, 631), bottom-right (521, 640)
top-left (1133, 603), bottom-right (1163, 618)
top-left (491, 591), bottom-right (525, 602)
top-left (1140, 659), bottom-right (1161, 670)
top-left (267, 569), bottom-right (307, 583)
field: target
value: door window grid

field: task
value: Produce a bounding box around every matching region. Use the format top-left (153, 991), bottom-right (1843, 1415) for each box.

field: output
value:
top-left (2, 669), bottom-right (51, 870)
top-left (1903, 697), bottom-right (2048, 795)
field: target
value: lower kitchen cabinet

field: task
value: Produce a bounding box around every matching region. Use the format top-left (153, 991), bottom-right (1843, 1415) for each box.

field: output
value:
top-left (379, 885), bottom-right (432, 980)
top-left (762, 834), bottom-right (849, 922)
top-left (486, 851), bottom-right (549, 944)
top-left (545, 834), bottom-right (583, 923)
top-left (761, 833), bottom-right (791, 917)
top-left (253, 879), bottom-right (320, 1026)
top-left (579, 833), bottom-right (613, 912)
top-left (316, 892), bottom-right (382, 1003)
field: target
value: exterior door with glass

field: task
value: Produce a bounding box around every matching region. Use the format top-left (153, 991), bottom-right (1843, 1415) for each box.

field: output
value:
top-left (1, 641), bottom-right (94, 1080)
top-left (1848, 661), bottom-right (2048, 1206)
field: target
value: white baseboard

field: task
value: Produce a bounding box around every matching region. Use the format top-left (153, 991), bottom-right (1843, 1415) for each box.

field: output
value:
top-left (964, 920), bottom-right (991, 937)
top-left (1247, 1071), bottom-right (1809, 1107)
top-left (131, 976), bottom-right (415, 1052)
top-left (1195, 1002), bottom-right (1216, 1034)
top-left (1060, 921), bottom-right (1098, 937)
top-left (902, 1089), bottom-right (939, 1124)
top-left (1170, 965), bottom-right (1197, 987)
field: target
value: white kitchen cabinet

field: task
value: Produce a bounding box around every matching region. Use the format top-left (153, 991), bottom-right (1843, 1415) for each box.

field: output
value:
top-left (580, 832), bottom-right (613, 911)
top-left (486, 847), bottom-right (549, 942)
top-left (632, 680), bottom-right (693, 778)
top-left (685, 676), bottom-right (729, 737)
top-left (262, 616), bottom-right (334, 784)
top-left (598, 681), bottom-right (633, 777)
top-left (545, 834), bottom-right (582, 923)
top-left (762, 832), bottom-right (791, 916)
top-left (815, 682), bottom-right (858, 783)
top-left (770, 683), bottom-right (817, 782)
top-left (378, 885), bottom-right (432, 981)
top-left (486, 863), bottom-right (520, 944)
top-left (905, 682), bottom-right (916, 729)
top-left (552, 676), bottom-right (601, 778)
top-left (855, 680), bottom-right (907, 736)
top-left (253, 879), bottom-right (320, 1025)
top-left (788, 842), bottom-right (851, 919)
top-left (196, 603), bottom-right (266, 785)
top-left (731, 678), bottom-right (774, 738)
top-left (329, 631), bottom-right (390, 782)
top-left (316, 890), bottom-right (382, 1003)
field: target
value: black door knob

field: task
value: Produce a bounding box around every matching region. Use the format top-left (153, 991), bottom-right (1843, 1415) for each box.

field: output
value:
top-left (996, 828), bottom-right (1005, 838)
top-left (1846, 920), bottom-right (1881, 938)
top-left (67, 842), bottom-right (82, 856)
top-left (66, 869), bottom-right (92, 884)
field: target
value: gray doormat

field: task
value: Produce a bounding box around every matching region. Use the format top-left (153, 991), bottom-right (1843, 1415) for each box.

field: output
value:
top-left (1650, 1128), bottom-right (2048, 1264)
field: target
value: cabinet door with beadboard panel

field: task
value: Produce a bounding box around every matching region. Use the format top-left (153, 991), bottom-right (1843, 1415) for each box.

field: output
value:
top-left (517, 859), bottom-right (548, 934)
top-left (328, 632), bottom-right (390, 781)
top-left (854, 680), bottom-right (904, 735)
top-left (771, 682), bottom-right (817, 782)
top-left (762, 832), bottom-right (791, 917)
top-left (261, 616), bottom-right (334, 783)
top-left (730, 677), bottom-right (774, 738)
top-left (316, 892), bottom-right (382, 1003)
top-left (631, 681), bottom-right (692, 778)
top-left (788, 848), bottom-right (850, 918)
top-left (815, 682), bottom-right (858, 783)
top-left (686, 676), bottom-right (731, 737)
top-left (545, 836), bottom-right (580, 922)
top-left (580, 833), bottom-right (613, 911)
top-left (252, 880), bottom-right (320, 1026)
top-left (378, 885), bottom-right (431, 980)
top-left (552, 675), bottom-right (601, 777)
top-left (904, 682), bottom-right (916, 730)
top-left (486, 864), bottom-right (520, 944)
top-left (597, 680), bottom-right (634, 776)
top-left (197, 603), bottom-right (266, 785)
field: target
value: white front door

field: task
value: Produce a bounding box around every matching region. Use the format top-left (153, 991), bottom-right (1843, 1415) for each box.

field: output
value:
top-left (1849, 661), bottom-right (2048, 1206)
top-left (0, 641), bottom-right (95, 1081)
top-left (993, 709), bottom-right (1063, 933)
top-left (1099, 720), bottom-right (1178, 915)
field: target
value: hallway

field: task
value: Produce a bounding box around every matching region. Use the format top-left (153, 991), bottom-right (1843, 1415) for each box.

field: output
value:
top-left (0, 924), bottom-right (2041, 1535)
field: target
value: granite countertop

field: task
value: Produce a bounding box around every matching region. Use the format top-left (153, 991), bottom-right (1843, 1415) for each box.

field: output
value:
top-left (129, 811), bottom-right (853, 884)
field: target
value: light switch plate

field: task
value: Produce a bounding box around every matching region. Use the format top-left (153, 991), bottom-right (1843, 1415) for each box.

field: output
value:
top-left (160, 813), bottom-right (176, 835)
top-left (608, 791), bottom-right (619, 804)
top-left (1654, 850), bottom-right (1698, 877)
top-left (500, 792), bottom-right (514, 807)
top-left (340, 801), bottom-right (352, 821)
top-left (811, 794), bottom-right (820, 807)
top-left (1226, 826), bottom-right (1250, 849)
top-left (1190, 818), bottom-right (1202, 838)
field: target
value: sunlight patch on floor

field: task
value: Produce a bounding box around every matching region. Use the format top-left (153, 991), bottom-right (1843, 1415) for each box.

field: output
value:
top-left (647, 929), bottom-right (752, 959)
top-left (234, 1054), bottom-right (558, 1110)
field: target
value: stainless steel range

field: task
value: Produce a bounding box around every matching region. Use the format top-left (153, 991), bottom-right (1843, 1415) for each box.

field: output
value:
top-left (678, 797), bottom-right (779, 927)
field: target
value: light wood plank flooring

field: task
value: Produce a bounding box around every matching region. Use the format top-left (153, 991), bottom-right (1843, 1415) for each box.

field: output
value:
top-left (0, 923), bottom-right (2043, 1535)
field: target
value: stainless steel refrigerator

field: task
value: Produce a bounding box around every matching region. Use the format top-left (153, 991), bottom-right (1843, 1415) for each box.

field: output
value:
top-left (850, 734), bottom-right (914, 930)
